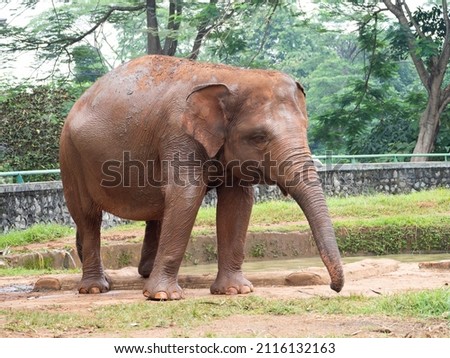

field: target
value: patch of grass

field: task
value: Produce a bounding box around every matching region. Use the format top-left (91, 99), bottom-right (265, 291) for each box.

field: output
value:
top-left (374, 289), bottom-right (450, 317)
top-left (191, 227), bottom-right (215, 237)
top-left (0, 267), bottom-right (80, 277)
top-left (103, 221), bottom-right (145, 232)
top-left (194, 206), bottom-right (216, 227)
top-left (335, 216), bottom-right (450, 255)
top-left (0, 224), bottom-right (74, 249)
top-left (1, 289), bottom-right (447, 336)
top-left (250, 200), bottom-right (305, 224)
top-left (327, 188), bottom-right (450, 219)
top-left (193, 188), bottom-right (450, 229)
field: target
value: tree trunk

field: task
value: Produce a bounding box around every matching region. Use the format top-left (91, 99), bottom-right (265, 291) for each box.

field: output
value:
top-left (163, 0), bottom-right (182, 56)
top-left (146, 0), bottom-right (162, 55)
top-left (411, 95), bottom-right (442, 162)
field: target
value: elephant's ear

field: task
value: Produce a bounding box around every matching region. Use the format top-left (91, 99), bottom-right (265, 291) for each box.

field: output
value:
top-left (296, 81), bottom-right (306, 97)
top-left (295, 81), bottom-right (308, 121)
top-left (182, 83), bottom-right (231, 158)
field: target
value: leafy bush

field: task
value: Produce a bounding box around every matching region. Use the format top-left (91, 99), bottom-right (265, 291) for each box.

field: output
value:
top-left (0, 83), bottom-right (88, 174)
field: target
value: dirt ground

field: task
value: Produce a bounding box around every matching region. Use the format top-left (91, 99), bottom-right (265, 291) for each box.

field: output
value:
top-left (0, 257), bottom-right (449, 338)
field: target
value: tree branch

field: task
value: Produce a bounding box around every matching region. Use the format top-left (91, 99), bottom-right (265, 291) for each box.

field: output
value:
top-left (382, 0), bottom-right (430, 91)
top-left (403, 1), bottom-right (426, 39)
top-left (188, 0), bottom-right (234, 60)
top-left (61, 5), bottom-right (146, 49)
top-left (247, 0), bottom-right (279, 66)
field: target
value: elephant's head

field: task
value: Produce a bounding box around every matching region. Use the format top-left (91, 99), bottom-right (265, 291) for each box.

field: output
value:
top-left (182, 75), bottom-right (344, 293)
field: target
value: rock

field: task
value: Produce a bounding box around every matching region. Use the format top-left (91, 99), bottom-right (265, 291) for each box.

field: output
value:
top-left (343, 259), bottom-right (400, 281)
top-left (285, 272), bottom-right (327, 286)
top-left (33, 277), bottom-right (62, 291)
top-left (418, 260), bottom-right (450, 270)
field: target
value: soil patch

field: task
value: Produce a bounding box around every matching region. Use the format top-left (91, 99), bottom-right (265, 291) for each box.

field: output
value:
top-left (0, 259), bottom-right (449, 338)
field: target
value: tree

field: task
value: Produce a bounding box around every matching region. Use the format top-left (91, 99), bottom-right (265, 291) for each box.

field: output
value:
top-left (354, 1), bottom-right (450, 160)
top-left (0, 0), bottom-right (274, 81)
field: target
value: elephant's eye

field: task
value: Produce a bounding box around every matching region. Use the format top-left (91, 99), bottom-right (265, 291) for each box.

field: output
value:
top-left (248, 132), bottom-right (269, 145)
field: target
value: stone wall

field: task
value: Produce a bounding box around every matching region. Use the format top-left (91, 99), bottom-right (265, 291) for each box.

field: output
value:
top-left (1, 162), bottom-right (449, 233)
top-left (319, 162), bottom-right (450, 197)
top-left (0, 182), bottom-right (127, 233)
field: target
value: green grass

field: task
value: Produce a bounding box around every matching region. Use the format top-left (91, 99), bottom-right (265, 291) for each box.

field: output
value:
top-left (327, 188), bottom-right (450, 218)
top-left (195, 188), bottom-right (450, 228)
top-left (1, 289), bottom-right (448, 336)
top-left (0, 267), bottom-right (80, 277)
top-left (0, 224), bottom-right (74, 250)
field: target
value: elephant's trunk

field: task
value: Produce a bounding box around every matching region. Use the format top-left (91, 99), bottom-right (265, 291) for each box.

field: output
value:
top-left (278, 159), bottom-right (344, 292)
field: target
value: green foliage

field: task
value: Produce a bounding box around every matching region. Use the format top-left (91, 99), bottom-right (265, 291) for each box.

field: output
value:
top-left (413, 5), bottom-right (448, 61)
top-left (72, 45), bottom-right (107, 83)
top-left (250, 243), bottom-right (267, 258)
top-left (0, 83), bottom-right (86, 172)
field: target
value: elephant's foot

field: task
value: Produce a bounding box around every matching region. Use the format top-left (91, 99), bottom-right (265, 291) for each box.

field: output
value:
top-left (78, 274), bottom-right (110, 294)
top-left (142, 276), bottom-right (184, 301)
top-left (210, 271), bottom-right (254, 295)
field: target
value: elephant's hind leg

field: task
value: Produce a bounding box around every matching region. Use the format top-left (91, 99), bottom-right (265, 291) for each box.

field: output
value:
top-left (61, 134), bottom-right (109, 293)
top-left (210, 183), bottom-right (254, 295)
top-left (138, 220), bottom-right (161, 278)
top-left (64, 179), bottom-right (108, 293)
top-left (76, 210), bottom-right (110, 294)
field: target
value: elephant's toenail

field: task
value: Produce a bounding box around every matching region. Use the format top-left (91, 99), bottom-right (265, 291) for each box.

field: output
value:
top-left (79, 288), bottom-right (88, 294)
top-left (153, 291), bottom-right (169, 300)
top-left (171, 292), bottom-right (182, 300)
top-left (240, 286), bottom-right (252, 294)
top-left (143, 290), bottom-right (151, 298)
top-left (226, 287), bottom-right (238, 295)
top-left (89, 287), bottom-right (101, 294)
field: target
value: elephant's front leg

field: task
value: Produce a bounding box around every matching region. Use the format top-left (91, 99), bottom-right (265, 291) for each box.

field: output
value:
top-left (210, 183), bottom-right (254, 295)
top-left (143, 186), bottom-right (206, 300)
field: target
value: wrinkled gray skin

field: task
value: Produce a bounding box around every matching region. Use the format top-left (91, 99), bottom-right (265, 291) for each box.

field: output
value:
top-left (59, 55), bottom-right (344, 300)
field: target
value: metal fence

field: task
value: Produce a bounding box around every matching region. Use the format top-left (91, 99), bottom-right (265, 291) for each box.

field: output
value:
top-left (1, 153), bottom-right (449, 184)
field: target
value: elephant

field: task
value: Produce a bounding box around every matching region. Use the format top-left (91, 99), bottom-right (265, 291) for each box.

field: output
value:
top-left (59, 55), bottom-right (344, 300)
